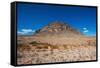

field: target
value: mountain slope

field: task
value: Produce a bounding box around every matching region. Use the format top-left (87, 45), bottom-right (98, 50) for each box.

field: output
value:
top-left (34, 21), bottom-right (83, 37)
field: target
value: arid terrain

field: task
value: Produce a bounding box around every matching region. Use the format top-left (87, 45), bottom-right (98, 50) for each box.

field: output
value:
top-left (17, 22), bottom-right (96, 65)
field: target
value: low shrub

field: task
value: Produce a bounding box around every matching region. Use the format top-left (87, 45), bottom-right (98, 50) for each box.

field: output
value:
top-left (30, 41), bottom-right (39, 45)
top-left (17, 45), bottom-right (31, 50)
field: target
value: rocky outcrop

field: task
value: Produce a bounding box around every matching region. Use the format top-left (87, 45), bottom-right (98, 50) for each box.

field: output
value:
top-left (34, 21), bottom-right (82, 37)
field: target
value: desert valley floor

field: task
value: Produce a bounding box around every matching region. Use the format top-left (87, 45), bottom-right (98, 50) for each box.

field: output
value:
top-left (17, 36), bottom-right (96, 65)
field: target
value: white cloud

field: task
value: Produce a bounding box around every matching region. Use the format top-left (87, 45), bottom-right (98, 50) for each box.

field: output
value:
top-left (18, 31), bottom-right (25, 34)
top-left (18, 29), bottom-right (35, 35)
top-left (83, 30), bottom-right (89, 33)
top-left (83, 27), bottom-right (87, 30)
top-left (83, 27), bottom-right (89, 33)
top-left (22, 29), bottom-right (35, 33)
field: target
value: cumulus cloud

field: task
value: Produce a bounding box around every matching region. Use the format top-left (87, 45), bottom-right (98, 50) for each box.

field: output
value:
top-left (83, 27), bottom-right (89, 33)
top-left (18, 29), bottom-right (35, 35)
top-left (22, 29), bottom-right (35, 33)
top-left (83, 30), bottom-right (89, 33)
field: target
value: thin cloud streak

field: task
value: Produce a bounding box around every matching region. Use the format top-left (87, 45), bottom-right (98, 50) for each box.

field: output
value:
top-left (18, 29), bottom-right (35, 35)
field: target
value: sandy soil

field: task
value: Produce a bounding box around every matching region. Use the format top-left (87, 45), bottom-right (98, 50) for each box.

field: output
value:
top-left (17, 36), bottom-right (96, 65)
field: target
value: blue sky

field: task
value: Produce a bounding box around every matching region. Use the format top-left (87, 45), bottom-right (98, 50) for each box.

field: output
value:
top-left (17, 3), bottom-right (97, 36)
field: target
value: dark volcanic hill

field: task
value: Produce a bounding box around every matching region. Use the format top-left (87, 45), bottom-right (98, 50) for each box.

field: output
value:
top-left (34, 21), bottom-right (83, 37)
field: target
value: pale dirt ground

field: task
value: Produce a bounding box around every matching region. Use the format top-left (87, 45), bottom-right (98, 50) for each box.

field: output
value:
top-left (17, 36), bottom-right (96, 65)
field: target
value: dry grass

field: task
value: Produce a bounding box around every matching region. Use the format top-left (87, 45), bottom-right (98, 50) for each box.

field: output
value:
top-left (17, 36), bottom-right (96, 65)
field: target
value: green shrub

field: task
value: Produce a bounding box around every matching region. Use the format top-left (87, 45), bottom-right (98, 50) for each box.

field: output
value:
top-left (30, 41), bottom-right (39, 45)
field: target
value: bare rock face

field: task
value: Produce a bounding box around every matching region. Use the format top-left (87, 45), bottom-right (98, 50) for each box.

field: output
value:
top-left (40, 22), bottom-right (69, 32)
top-left (34, 21), bottom-right (83, 37)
